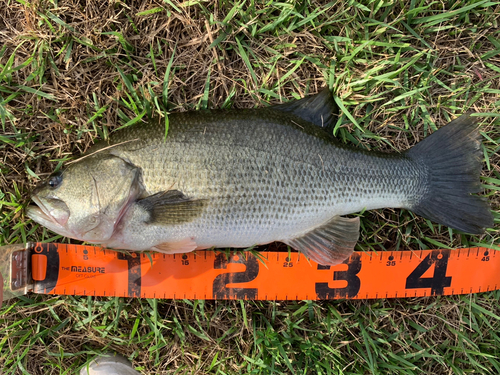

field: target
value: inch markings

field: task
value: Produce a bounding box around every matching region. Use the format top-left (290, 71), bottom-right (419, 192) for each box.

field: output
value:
top-left (29, 243), bottom-right (500, 300)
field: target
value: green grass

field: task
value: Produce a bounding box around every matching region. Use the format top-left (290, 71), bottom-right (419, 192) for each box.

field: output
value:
top-left (1, 0), bottom-right (499, 373)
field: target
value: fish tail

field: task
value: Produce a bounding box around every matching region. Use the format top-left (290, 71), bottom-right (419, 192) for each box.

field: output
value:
top-left (405, 115), bottom-right (493, 234)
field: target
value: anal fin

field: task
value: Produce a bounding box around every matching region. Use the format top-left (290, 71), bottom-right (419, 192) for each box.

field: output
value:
top-left (283, 216), bottom-right (360, 266)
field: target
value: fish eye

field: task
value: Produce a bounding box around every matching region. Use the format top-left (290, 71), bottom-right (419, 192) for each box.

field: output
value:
top-left (48, 173), bottom-right (63, 189)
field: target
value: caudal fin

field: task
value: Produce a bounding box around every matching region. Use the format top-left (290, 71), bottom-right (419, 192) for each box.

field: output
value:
top-left (406, 115), bottom-right (493, 234)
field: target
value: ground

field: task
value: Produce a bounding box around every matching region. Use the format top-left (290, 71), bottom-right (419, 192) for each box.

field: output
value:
top-left (0, 0), bottom-right (499, 374)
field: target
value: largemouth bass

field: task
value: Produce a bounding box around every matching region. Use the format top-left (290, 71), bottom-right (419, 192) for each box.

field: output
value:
top-left (27, 89), bottom-right (493, 265)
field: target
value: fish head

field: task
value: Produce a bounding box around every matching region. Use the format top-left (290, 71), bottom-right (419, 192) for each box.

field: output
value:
top-left (27, 154), bottom-right (143, 243)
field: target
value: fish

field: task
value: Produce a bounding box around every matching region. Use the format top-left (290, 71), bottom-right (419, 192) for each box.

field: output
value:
top-left (26, 88), bottom-right (493, 265)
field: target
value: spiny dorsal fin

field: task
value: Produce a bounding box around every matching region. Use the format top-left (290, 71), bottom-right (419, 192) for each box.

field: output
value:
top-left (137, 190), bottom-right (207, 225)
top-left (272, 87), bottom-right (338, 133)
top-left (283, 216), bottom-right (360, 266)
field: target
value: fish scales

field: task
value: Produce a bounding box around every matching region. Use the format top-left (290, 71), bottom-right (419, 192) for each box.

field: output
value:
top-left (101, 109), bottom-right (422, 248)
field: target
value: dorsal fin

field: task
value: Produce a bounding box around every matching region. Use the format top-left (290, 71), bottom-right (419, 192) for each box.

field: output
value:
top-left (272, 87), bottom-right (338, 133)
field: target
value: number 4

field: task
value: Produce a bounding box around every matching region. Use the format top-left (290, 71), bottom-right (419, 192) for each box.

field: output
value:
top-left (405, 250), bottom-right (452, 296)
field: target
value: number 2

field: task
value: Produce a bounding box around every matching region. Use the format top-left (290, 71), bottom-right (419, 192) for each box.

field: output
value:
top-left (212, 253), bottom-right (259, 299)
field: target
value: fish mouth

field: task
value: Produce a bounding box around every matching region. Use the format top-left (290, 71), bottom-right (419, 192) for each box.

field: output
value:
top-left (27, 203), bottom-right (75, 240)
top-left (27, 196), bottom-right (72, 238)
top-left (29, 196), bottom-right (61, 226)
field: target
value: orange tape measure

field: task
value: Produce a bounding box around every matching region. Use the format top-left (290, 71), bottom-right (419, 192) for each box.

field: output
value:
top-left (16, 243), bottom-right (499, 300)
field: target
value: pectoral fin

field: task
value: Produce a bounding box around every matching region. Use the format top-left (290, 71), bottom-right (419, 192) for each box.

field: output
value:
top-left (284, 216), bottom-right (360, 265)
top-left (137, 190), bottom-right (207, 225)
